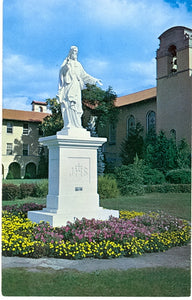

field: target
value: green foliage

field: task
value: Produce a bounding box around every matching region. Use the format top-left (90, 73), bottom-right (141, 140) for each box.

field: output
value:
top-left (114, 164), bottom-right (144, 195)
top-left (144, 184), bottom-right (191, 193)
top-left (120, 122), bottom-right (144, 165)
top-left (6, 170), bottom-right (14, 180)
top-left (34, 180), bottom-right (48, 197)
top-left (98, 175), bottom-right (119, 199)
top-left (83, 85), bottom-right (119, 133)
top-left (37, 146), bottom-right (48, 178)
top-left (177, 139), bottom-right (191, 168)
top-left (143, 131), bottom-right (191, 174)
top-left (142, 165), bottom-right (165, 185)
top-left (39, 98), bottom-right (63, 136)
top-left (2, 184), bottom-right (20, 201)
top-left (166, 169), bottom-right (191, 184)
top-left (144, 131), bottom-right (178, 173)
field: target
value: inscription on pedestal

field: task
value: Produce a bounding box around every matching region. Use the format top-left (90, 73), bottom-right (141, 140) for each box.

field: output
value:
top-left (69, 158), bottom-right (90, 183)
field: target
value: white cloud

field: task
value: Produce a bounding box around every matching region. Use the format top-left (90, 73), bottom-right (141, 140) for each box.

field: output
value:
top-left (3, 96), bottom-right (31, 111)
top-left (83, 58), bottom-right (109, 77)
top-left (3, 53), bottom-right (58, 109)
top-left (80, 0), bottom-right (192, 30)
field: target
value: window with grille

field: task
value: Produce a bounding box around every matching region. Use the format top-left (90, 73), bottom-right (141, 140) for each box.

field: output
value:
top-left (109, 123), bottom-right (116, 144)
top-left (6, 143), bottom-right (13, 155)
top-left (7, 122), bottom-right (13, 133)
top-left (147, 111), bottom-right (156, 133)
top-left (23, 123), bottom-right (29, 135)
top-left (23, 144), bottom-right (29, 156)
top-left (127, 115), bottom-right (135, 136)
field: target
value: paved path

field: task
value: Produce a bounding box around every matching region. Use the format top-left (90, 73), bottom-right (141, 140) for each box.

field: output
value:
top-left (2, 243), bottom-right (190, 273)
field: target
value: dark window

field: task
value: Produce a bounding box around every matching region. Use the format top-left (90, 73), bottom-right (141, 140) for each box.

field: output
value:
top-left (109, 123), bottom-right (116, 144)
top-left (170, 129), bottom-right (176, 140)
top-left (23, 123), bottom-right (29, 135)
top-left (7, 122), bottom-right (13, 133)
top-left (147, 111), bottom-right (156, 133)
top-left (6, 143), bottom-right (13, 155)
top-left (23, 144), bottom-right (29, 156)
top-left (127, 115), bottom-right (135, 136)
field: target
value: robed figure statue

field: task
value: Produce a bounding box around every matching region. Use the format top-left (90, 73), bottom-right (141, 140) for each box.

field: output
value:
top-left (57, 46), bottom-right (102, 129)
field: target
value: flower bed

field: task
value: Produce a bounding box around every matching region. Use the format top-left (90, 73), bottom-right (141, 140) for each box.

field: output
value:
top-left (2, 207), bottom-right (190, 259)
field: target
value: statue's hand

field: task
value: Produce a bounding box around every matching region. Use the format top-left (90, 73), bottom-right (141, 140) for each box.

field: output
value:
top-left (96, 79), bottom-right (103, 86)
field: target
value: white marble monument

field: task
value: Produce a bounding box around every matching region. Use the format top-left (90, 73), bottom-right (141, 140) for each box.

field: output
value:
top-left (28, 46), bottom-right (119, 227)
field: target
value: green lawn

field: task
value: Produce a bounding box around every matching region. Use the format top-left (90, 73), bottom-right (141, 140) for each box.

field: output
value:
top-left (2, 197), bottom-right (46, 207)
top-left (100, 193), bottom-right (191, 221)
top-left (3, 192), bottom-right (191, 221)
top-left (2, 267), bottom-right (190, 296)
top-left (3, 178), bottom-right (48, 185)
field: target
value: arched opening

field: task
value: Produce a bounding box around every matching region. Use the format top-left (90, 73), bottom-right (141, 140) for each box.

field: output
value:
top-left (39, 106), bottom-right (43, 112)
top-left (127, 115), bottom-right (135, 136)
top-left (170, 129), bottom-right (176, 141)
top-left (168, 45), bottom-right (177, 73)
top-left (147, 111), bottom-right (156, 134)
top-left (7, 162), bottom-right (21, 179)
top-left (25, 162), bottom-right (36, 179)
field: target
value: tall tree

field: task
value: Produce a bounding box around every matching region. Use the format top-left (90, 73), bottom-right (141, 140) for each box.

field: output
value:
top-left (120, 122), bottom-right (144, 165)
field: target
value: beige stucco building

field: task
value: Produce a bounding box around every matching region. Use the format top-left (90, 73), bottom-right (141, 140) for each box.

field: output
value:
top-left (2, 102), bottom-right (49, 179)
top-left (103, 26), bottom-right (192, 166)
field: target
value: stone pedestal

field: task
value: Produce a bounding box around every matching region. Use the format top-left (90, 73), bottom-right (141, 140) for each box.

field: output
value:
top-left (28, 128), bottom-right (119, 227)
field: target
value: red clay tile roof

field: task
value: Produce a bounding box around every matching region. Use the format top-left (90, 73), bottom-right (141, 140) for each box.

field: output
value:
top-left (31, 101), bottom-right (47, 105)
top-left (3, 109), bottom-right (50, 123)
top-left (115, 87), bottom-right (157, 107)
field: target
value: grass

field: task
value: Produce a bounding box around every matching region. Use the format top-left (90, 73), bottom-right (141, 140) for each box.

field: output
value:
top-left (2, 197), bottom-right (46, 207)
top-left (3, 178), bottom-right (48, 185)
top-left (2, 192), bottom-right (191, 220)
top-left (100, 193), bottom-right (191, 221)
top-left (2, 267), bottom-right (190, 296)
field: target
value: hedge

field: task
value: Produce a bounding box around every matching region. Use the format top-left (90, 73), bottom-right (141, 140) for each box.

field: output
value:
top-left (166, 169), bottom-right (191, 184)
top-left (144, 184), bottom-right (191, 193)
top-left (2, 181), bottom-right (48, 201)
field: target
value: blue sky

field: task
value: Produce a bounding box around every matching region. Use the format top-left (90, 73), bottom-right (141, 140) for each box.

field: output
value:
top-left (3, 0), bottom-right (192, 110)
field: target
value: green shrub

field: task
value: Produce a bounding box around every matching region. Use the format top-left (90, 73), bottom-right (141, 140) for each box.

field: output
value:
top-left (166, 169), bottom-right (191, 184)
top-left (114, 165), bottom-right (144, 195)
top-left (19, 183), bottom-right (36, 199)
top-left (2, 184), bottom-right (20, 201)
top-left (98, 175), bottom-right (119, 199)
top-left (34, 180), bottom-right (48, 197)
top-left (142, 166), bottom-right (165, 185)
top-left (145, 184), bottom-right (191, 193)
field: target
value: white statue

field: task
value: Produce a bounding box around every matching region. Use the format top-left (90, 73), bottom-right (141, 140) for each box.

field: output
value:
top-left (57, 46), bottom-right (102, 129)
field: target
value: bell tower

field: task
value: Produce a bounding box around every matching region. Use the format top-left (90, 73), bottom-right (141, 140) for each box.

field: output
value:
top-left (156, 26), bottom-right (192, 144)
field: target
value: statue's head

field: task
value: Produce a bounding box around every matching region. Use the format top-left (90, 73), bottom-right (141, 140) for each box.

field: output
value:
top-left (69, 46), bottom-right (78, 60)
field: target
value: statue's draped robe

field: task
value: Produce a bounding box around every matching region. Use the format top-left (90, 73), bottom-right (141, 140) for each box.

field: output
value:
top-left (58, 59), bottom-right (97, 128)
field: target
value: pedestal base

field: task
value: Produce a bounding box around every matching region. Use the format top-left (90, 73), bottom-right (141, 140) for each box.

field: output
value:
top-left (28, 131), bottom-right (119, 227)
top-left (28, 208), bottom-right (119, 227)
